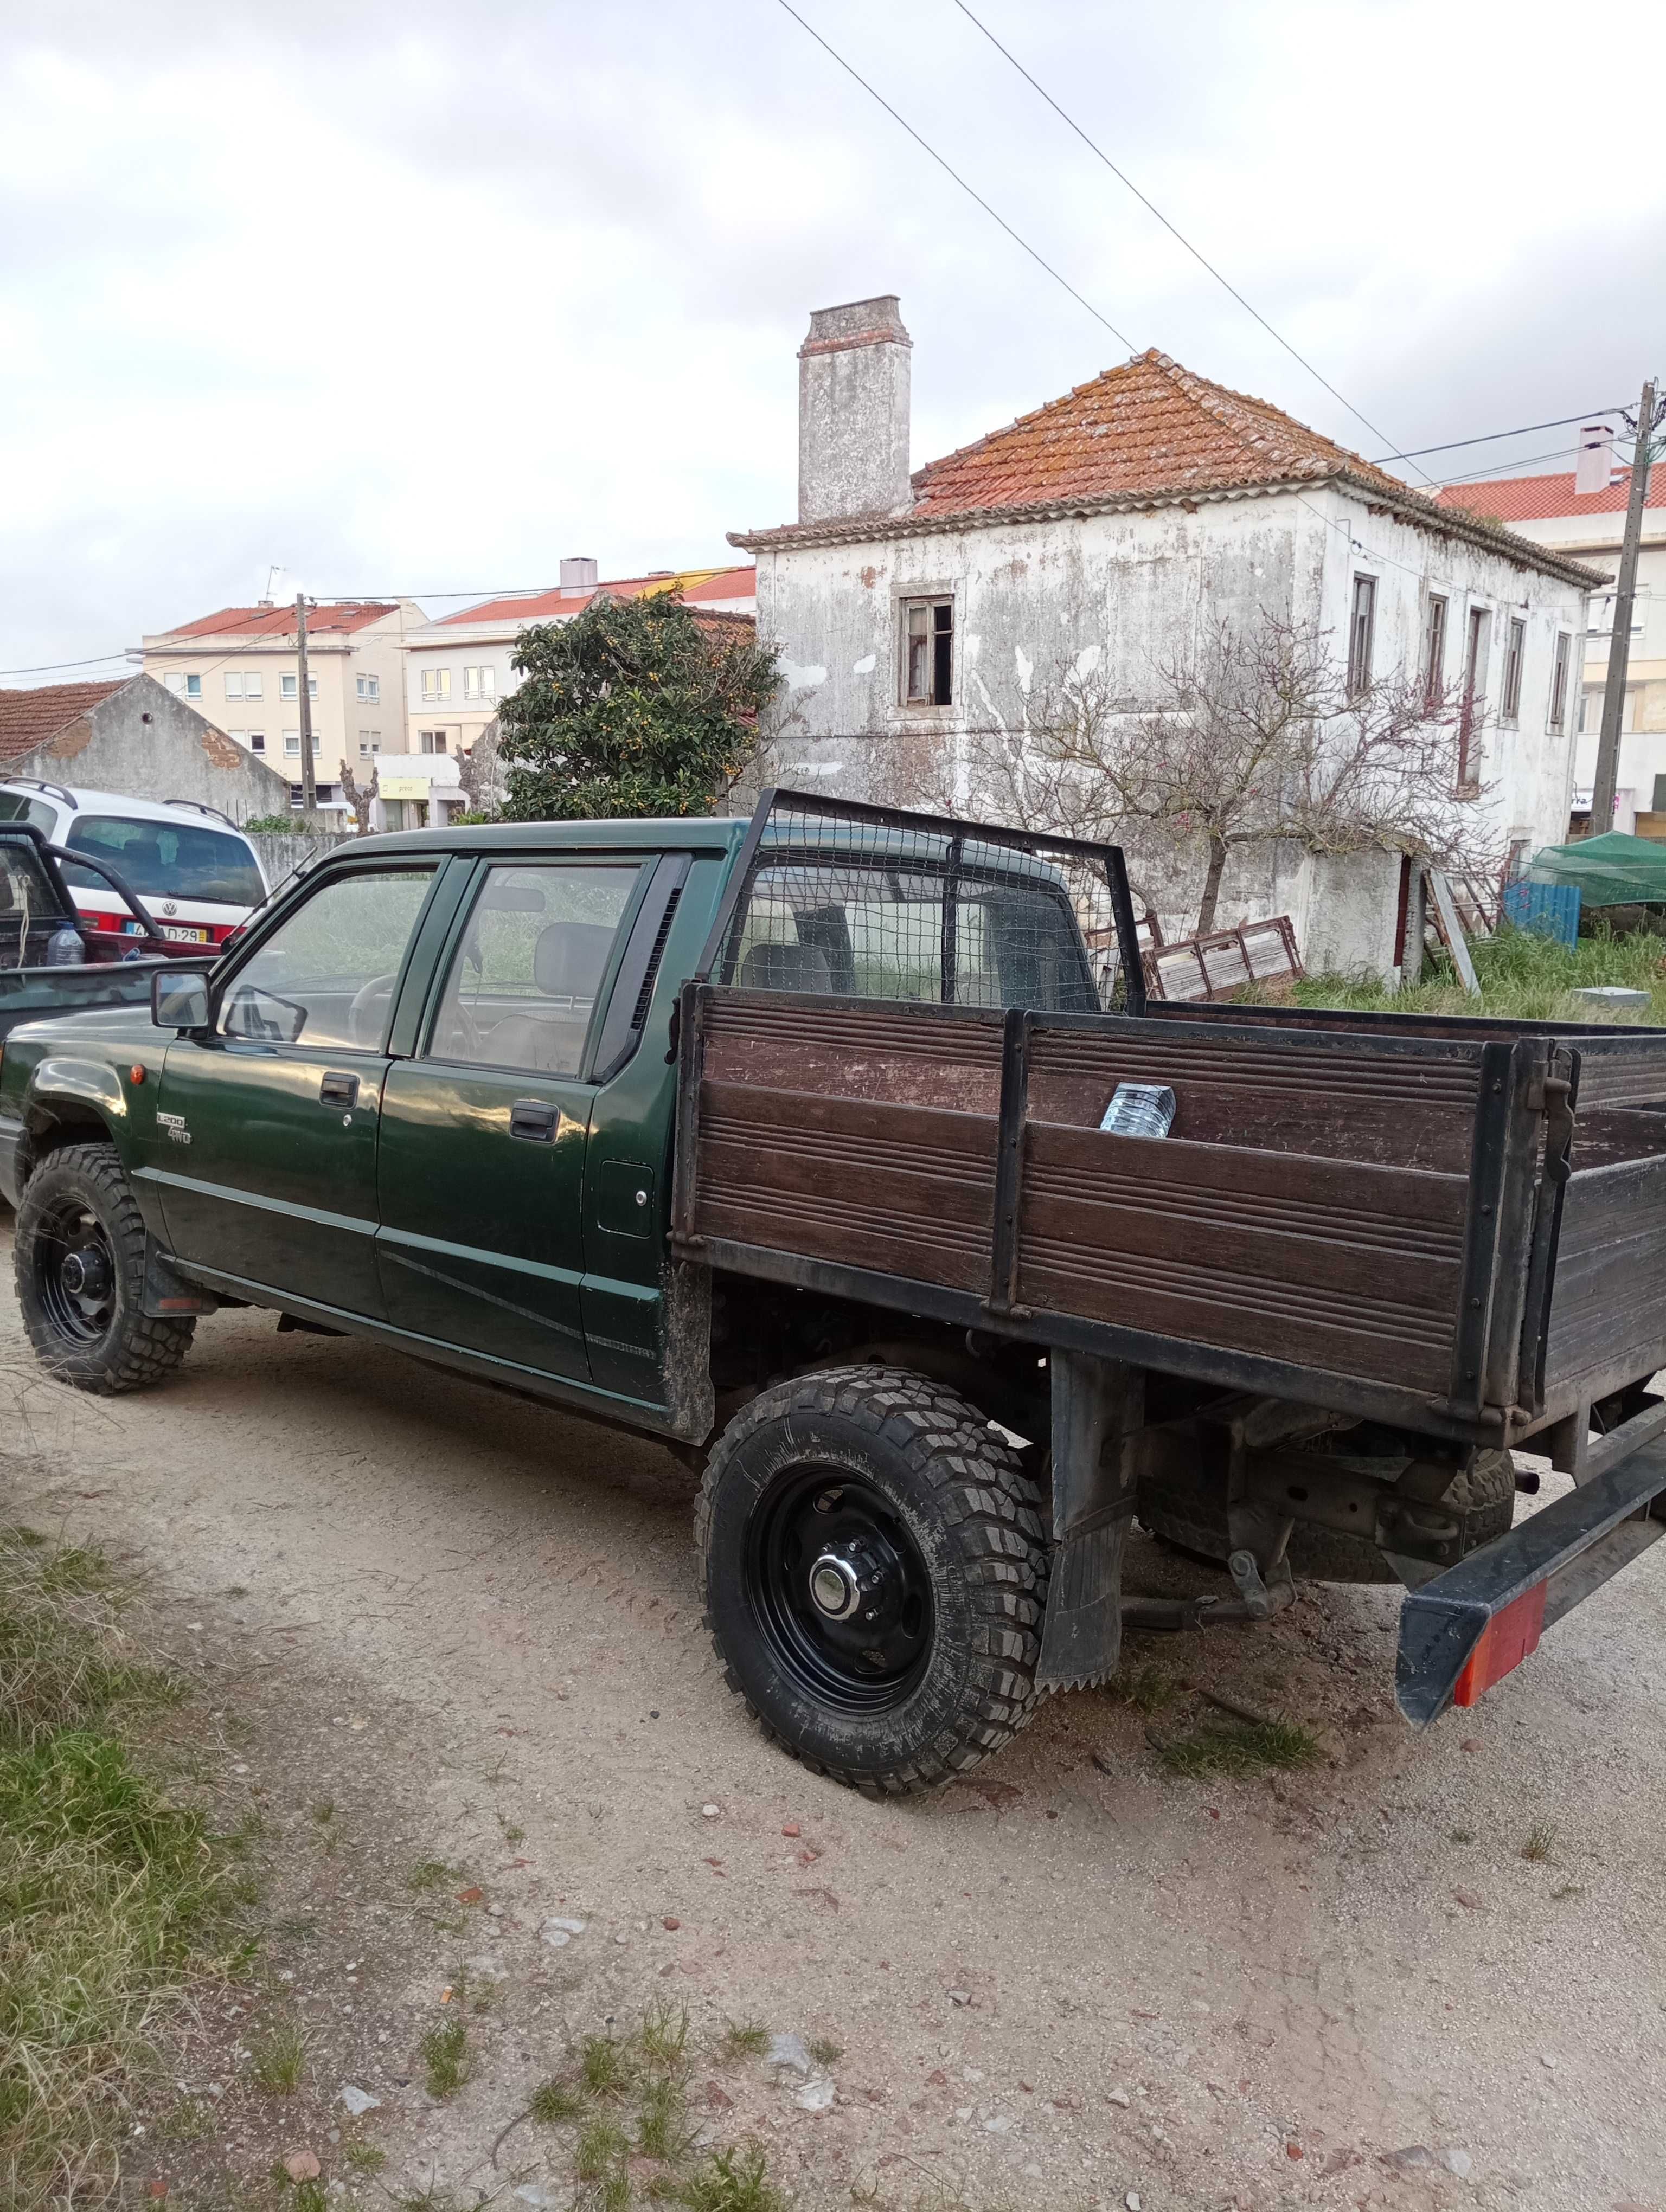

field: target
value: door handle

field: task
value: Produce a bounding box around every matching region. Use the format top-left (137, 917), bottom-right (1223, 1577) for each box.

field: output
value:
top-left (319, 1071), bottom-right (360, 1109)
top-left (509, 1098), bottom-right (559, 1142)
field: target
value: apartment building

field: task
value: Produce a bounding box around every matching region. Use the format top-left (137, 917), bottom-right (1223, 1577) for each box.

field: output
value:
top-left (400, 558), bottom-right (755, 757)
top-left (139, 600), bottom-right (422, 814)
top-left (1437, 435), bottom-right (1661, 834)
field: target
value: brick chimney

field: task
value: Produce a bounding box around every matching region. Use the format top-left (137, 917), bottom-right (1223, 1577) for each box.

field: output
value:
top-left (798, 295), bottom-right (913, 524)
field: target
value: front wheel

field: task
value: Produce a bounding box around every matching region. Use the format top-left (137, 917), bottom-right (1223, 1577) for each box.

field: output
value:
top-left (696, 1367), bottom-right (1048, 1795)
top-left (14, 1142), bottom-right (196, 1393)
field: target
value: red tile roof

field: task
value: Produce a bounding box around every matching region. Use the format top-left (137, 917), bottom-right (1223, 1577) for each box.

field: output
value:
top-left (439, 568), bottom-right (754, 628)
top-left (906, 348), bottom-right (1412, 522)
top-left (0, 678), bottom-right (128, 764)
top-left (155, 602), bottom-right (399, 642)
top-left (1434, 468), bottom-right (1662, 524)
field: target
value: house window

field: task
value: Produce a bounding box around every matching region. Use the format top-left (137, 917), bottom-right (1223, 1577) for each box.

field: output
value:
top-left (903, 600), bottom-right (953, 706)
top-left (1347, 575), bottom-right (1377, 697)
top-left (228, 729), bottom-right (245, 744)
top-left (1500, 618), bottom-right (1526, 725)
top-left (248, 731), bottom-right (266, 753)
top-left (225, 673), bottom-right (244, 700)
top-left (1421, 595), bottom-right (1447, 706)
top-left (1459, 607), bottom-right (1490, 786)
top-left (420, 730), bottom-right (448, 754)
top-left (245, 671), bottom-right (262, 700)
top-left (356, 673), bottom-right (380, 702)
top-left (283, 731), bottom-right (321, 757)
top-left (280, 673), bottom-right (318, 702)
top-left (463, 666), bottom-right (497, 702)
top-left (421, 668), bottom-right (452, 703)
top-left (1549, 633), bottom-right (1572, 734)
top-left (176, 672), bottom-right (201, 699)
top-left (1652, 775), bottom-right (1666, 813)
top-left (358, 733), bottom-right (380, 758)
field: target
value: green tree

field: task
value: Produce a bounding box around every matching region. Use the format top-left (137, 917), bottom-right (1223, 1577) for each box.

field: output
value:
top-left (495, 593), bottom-right (779, 820)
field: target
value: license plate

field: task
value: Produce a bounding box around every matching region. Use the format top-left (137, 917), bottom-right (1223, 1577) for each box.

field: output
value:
top-left (163, 925), bottom-right (209, 943)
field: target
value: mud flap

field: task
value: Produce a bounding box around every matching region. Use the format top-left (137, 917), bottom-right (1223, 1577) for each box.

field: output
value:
top-left (142, 1237), bottom-right (221, 1317)
top-left (1037, 1352), bottom-right (1141, 1692)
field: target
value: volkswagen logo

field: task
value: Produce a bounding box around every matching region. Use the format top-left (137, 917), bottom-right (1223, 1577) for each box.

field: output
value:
top-left (162, 901), bottom-right (178, 917)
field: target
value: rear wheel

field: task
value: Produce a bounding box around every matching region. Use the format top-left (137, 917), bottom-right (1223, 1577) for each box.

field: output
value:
top-left (14, 1143), bottom-right (195, 1393)
top-left (697, 1367), bottom-right (1048, 1794)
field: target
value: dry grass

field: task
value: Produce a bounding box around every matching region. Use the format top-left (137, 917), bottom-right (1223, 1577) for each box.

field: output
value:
top-left (0, 1523), bottom-right (239, 2209)
top-left (1295, 919), bottom-right (1666, 1026)
top-left (1153, 1716), bottom-right (1323, 1779)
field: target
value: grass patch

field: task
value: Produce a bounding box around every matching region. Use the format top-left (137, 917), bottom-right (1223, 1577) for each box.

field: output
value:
top-left (1449, 1826), bottom-right (1476, 1844)
top-left (406, 1859), bottom-right (460, 1893)
top-left (1154, 1716), bottom-right (1323, 1779)
top-left (640, 1998), bottom-right (690, 2070)
top-left (250, 2021), bottom-right (305, 2094)
top-left (575, 2113), bottom-right (630, 2182)
top-left (1295, 919), bottom-right (1666, 1027)
top-left (421, 2015), bottom-right (470, 2099)
top-left (718, 2022), bottom-right (768, 2062)
top-left (637, 2072), bottom-right (691, 2161)
top-left (807, 2036), bottom-right (842, 2067)
top-left (674, 2142), bottom-right (783, 2212)
top-left (1106, 1661), bottom-right (1177, 1716)
top-left (531, 2076), bottom-right (589, 2124)
top-left (1521, 1821), bottom-right (1557, 1863)
top-left (0, 1525), bottom-right (240, 2208)
top-left (580, 2033), bottom-right (637, 2100)
top-left (345, 2142), bottom-right (387, 2173)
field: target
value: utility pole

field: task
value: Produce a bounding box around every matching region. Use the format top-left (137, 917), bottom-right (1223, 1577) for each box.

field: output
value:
top-left (294, 593), bottom-right (317, 818)
top-left (1588, 378), bottom-right (1657, 834)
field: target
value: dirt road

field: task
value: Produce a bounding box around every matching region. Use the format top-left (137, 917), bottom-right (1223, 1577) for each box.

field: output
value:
top-left (4, 1230), bottom-right (1664, 2211)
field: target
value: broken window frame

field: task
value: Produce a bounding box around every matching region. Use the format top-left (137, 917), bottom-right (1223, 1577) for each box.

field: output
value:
top-left (1548, 632), bottom-right (1572, 734)
top-left (1458, 607), bottom-right (1490, 788)
top-left (901, 597), bottom-right (954, 709)
top-left (1347, 574), bottom-right (1377, 698)
top-left (1421, 594), bottom-right (1448, 709)
top-left (1501, 617), bottom-right (1526, 726)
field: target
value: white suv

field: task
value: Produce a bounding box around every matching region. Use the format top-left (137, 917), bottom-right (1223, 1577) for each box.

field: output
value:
top-left (0, 782), bottom-right (268, 949)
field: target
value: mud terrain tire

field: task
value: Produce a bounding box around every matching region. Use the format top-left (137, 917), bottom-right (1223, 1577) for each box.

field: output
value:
top-left (14, 1142), bottom-right (195, 1393)
top-left (697, 1367), bottom-right (1047, 1794)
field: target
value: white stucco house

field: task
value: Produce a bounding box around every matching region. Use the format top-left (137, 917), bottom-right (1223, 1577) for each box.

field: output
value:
top-left (729, 297), bottom-right (1604, 974)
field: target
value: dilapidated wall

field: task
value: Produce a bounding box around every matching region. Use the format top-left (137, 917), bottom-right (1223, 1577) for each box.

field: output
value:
top-left (746, 482), bottom-right (1588, 977)
top-left (13, 674), bottom-right (296, 822)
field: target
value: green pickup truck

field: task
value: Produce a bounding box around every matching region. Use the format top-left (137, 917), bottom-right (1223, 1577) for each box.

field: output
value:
top-left (8, 790), bottom-right (1666, 1794)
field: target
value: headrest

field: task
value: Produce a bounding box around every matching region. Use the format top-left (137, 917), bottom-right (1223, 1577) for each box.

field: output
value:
top-left (534, 920), bottom-right (616, 999)
top-left (739, 940), bottom-right (834, 994)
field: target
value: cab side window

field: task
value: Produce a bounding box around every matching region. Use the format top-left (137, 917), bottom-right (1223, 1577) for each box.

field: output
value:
top-left (428, 863), bottom-right (640, 1077)
top-left (220, 869), bottom-right (435, 1052)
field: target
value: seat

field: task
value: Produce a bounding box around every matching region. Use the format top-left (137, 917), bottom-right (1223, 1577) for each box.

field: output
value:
top-left (739, 941), bottom-right (834, 994)
top-left (535, 921), bottom-right (616, 1003)
top-left (480, 1012), bottom-right (562, 1073)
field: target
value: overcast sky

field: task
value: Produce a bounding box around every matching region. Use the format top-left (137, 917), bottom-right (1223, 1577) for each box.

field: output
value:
top-left (3, 0), bottom-right (1661, 681)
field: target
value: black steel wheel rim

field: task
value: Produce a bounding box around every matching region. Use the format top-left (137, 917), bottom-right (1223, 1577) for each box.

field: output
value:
top-left (31, 1195), bottom-right (118, 1349)
top-left (745, 1464), bottom-right (933, 1713)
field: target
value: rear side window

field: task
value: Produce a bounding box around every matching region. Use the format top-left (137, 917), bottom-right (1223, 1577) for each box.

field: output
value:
top-left (60, 815), bottom-right (265, 906)
top-left (727, 859), bottom-right (1101, 1013)
top-left (427, 861), bottom-right (642, 1076)
top-left (0, 793), bottom-right (58, 837)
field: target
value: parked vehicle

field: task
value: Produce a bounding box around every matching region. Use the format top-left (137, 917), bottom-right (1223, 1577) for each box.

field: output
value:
top-left (0, 822), bottom-right (206, 1049)
top-left (0, 781), bottom-right (267, 950)
top-left (5, 789), bottom-right (1666, 1793)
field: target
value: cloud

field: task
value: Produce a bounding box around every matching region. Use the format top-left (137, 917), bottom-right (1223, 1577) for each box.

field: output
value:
top-left (2, 0), bottom-right (1661, 676)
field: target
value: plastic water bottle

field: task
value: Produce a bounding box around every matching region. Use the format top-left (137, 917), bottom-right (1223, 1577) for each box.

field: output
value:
top-left (1099, 1082), bottom-right (1176, 1139)
top-left (44, 925), bottom-right (86, 967)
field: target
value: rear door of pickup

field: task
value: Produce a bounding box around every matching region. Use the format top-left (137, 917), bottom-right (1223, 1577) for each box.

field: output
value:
top-left (373, 853), bottom-right (664, 1383)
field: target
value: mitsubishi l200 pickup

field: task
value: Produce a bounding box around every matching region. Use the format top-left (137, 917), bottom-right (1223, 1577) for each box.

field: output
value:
top-left (6, 790), bottom-right (1666, 1794)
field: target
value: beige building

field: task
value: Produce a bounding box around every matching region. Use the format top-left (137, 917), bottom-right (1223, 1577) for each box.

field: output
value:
top-left (139, 600), bottom-right (422, 816)
top-left (1437, 445), bottom-right (1663, 834)
top-left (400, 560), bottom-right (755, 758)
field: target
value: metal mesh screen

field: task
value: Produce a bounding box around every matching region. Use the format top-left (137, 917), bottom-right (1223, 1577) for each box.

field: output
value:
top-left (703, 789), bottom-right (1143, 1017)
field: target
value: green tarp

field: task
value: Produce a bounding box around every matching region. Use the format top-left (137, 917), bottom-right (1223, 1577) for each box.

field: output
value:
top-left (1529, 831), bottom-right (1666, 907)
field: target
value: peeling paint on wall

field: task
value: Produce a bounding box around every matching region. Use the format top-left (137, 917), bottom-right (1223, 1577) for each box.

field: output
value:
top-left (853, 653), bottom-right (876, 675)
top-left (779, 659), bottom-right (828, 692)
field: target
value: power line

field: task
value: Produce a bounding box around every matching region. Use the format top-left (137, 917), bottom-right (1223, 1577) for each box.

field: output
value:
top-left (946, 0), bottom-right (1433, 486)
top-left (1375, 409), bottom-right (1629, 466)
top-left (773, 0), bottom-right (1136, 352)
top-left (0, 651), bottom-right (136, 679)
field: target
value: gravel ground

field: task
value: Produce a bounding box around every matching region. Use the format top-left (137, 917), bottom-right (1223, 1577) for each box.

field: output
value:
top-left (3, 1222), bottom-right (1664, 2212)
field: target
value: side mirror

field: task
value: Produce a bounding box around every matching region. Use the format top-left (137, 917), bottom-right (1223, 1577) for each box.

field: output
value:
top-left (152, 968), bottom-right (211, 1032)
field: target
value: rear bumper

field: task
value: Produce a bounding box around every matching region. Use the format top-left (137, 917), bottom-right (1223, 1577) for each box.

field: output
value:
top-left (1397, 1429), bottom-right (1666, 1726)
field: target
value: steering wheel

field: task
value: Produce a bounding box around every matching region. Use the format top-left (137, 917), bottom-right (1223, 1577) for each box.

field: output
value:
top-left (348, 972), bottom-right (401, 1050)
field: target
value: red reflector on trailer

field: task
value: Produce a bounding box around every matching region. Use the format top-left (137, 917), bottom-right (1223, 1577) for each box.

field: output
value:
top-left (1453, 1581), bottom-right (1548, 1707)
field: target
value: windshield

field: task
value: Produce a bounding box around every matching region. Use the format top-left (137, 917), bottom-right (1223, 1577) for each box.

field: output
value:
top-left (60, 815), bottom-right (265, 906)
